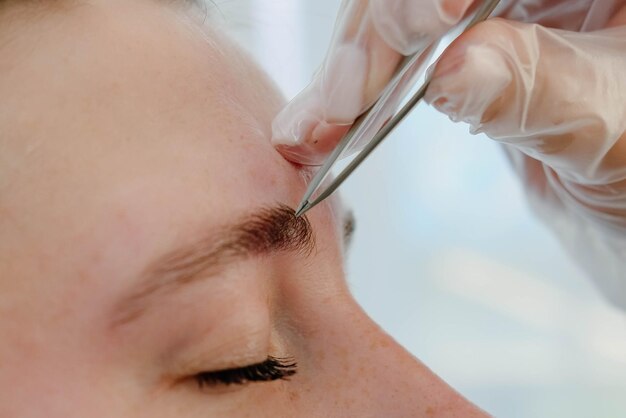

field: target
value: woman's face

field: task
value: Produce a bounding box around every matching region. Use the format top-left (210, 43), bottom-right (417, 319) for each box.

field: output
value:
top-left (0, 1), bottom-right (485, 416)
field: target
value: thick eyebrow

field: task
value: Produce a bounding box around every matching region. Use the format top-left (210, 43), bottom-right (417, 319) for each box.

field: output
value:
top-left (111, 204), bottom-right (314, 327)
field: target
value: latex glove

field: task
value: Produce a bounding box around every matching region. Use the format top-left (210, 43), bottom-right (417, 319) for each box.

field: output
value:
top-left (271, 0), bottom-right (473, 164)
top-left (423, 10), bottom-right (626, 307)
top-left (271, 0), bottom-right (617, 164)
top-left (273, 0), bottom-right (626, 307)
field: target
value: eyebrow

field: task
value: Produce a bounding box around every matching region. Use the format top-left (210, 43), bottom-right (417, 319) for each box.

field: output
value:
top-left (111, 204), bottom-right (314, 327)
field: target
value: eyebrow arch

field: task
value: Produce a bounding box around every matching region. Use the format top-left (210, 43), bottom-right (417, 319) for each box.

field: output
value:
top-left (111, 204), bottom-right (314, 327)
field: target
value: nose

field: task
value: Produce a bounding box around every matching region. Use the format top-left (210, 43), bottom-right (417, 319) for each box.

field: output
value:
top-left (303, 296), bottom-right (488, 417)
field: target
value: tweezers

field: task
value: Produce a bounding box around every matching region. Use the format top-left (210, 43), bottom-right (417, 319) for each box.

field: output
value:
top-left (295, 0), bottom-right (501, 218)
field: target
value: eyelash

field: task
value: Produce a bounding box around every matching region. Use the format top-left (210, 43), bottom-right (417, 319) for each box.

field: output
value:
top-left (194, 356), bottom-right (297, 387)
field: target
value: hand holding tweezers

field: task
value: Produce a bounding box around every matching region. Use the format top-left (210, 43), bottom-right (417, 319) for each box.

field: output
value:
top-left (295, 0), bottom-right (501, 218)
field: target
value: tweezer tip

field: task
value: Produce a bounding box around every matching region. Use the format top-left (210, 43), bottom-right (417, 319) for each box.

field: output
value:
top-left (294, 200), bottom-right (311, 218)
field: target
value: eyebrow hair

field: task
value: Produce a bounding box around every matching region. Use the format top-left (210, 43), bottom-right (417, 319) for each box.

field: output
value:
top-left (111, 204), bottom-right (314, 327)
top-left (343, 210), bottom-right (355, 249)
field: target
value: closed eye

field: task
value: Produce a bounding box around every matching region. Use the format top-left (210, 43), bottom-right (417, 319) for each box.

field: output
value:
top-left (194, 356), bottom-right (297, 387)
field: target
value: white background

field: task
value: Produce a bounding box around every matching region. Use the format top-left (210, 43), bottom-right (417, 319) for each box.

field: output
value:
top-left (212, 1), bottom-right (626, 416)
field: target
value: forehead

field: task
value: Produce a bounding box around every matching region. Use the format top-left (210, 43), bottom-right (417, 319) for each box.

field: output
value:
top-left (0, 1), bottom-right (284, 171)
top-left (0, 1), bottom-right (307, 273)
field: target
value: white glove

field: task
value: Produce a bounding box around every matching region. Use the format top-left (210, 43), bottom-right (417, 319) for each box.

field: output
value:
top-left (424, 12), bottom-right (626, 307)
top-left (272, 0), bottom-right (626, 307)
top-left (271, 0), bottom-right (618, 163)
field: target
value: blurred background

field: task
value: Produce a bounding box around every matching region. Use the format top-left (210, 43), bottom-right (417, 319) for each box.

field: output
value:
top-left (212, 1), bottom-right (626, 416)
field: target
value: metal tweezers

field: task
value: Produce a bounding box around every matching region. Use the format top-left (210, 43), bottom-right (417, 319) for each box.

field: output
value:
top-left (295, 0), bottom-right (501, 218)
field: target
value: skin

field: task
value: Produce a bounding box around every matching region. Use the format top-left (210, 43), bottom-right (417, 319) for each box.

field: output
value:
top-left (0, 1), bottom-right (487, 416)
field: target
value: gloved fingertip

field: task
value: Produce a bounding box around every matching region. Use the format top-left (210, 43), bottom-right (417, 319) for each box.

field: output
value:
top-left (439, 0), bottom-right (476, 25)
top-left (425, 42), bottom-right (512, 128)
top-left (427, 44), bottom-right (467, 80)
top-left (311, 121), bottom-right (351, 152)
top-left (273, 121), bottom-right (351, 166)
top-left (271, 100), bottom-right (320, 148)
top-left (274, 143), bottom-right (328, 166)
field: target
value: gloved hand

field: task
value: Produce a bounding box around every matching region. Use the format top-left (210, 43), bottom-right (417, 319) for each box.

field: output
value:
top-left (273, 0), bottom-right (626, 307)
top-left (271, 0), bottom-right (619, 163)
top-left (424, 11), bottom-right (626, 308)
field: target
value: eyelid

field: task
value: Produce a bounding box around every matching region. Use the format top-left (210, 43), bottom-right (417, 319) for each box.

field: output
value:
top-left (163, 301), bottom-right (272, 373)
top-left (172, 336), bottom-right (270, 382)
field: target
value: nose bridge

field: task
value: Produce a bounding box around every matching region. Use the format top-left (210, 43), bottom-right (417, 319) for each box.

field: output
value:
top-left (309, 298), bottom-right (487, 417)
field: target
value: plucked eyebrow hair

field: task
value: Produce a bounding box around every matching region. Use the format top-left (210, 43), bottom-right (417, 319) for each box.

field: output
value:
top-left (111, 204), bottom-right (315, 327)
